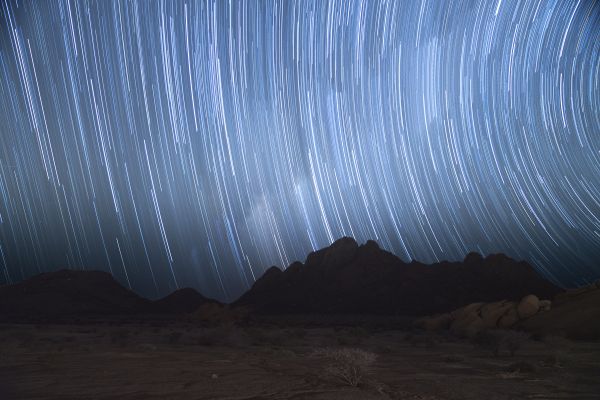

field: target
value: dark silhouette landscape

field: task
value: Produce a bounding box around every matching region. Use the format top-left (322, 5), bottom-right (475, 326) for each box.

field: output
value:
top-left (1, 238), bottom-right (599, 399)
top-left (2, 0), bottom-right (599, 398)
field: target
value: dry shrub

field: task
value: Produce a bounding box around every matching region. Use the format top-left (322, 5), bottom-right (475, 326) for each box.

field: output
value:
top-left (472, 330), bottom-right (529, 357)
top-left (503, 331), bottom-right (529, 356)
top-left (542, 335), bottom-right (573, 367)
top-left (313, 348), bottom-right (377, 387)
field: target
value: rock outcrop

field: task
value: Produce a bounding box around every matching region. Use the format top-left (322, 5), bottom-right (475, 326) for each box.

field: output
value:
top-left (235, 237), bottom-right (561, 316)
top-left (416, 294), bottom-right (553, 338)
top-left (517, 294), bottom-right (540, 319)
top-left (519, 281), bottom-right (600, 340)
top-left (416, 283), bottom-right (600, 341)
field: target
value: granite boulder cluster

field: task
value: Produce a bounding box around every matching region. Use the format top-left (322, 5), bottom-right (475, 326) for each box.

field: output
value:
top-left (415, 294), bottom-right (552, 338)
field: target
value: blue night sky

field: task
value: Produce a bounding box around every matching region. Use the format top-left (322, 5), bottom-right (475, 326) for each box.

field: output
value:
top-left (0, 0), bottom-right (598, 301)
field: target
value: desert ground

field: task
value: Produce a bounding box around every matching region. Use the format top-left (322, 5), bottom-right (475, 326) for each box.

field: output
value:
top-left (1, 319), bottom-right (598, 400)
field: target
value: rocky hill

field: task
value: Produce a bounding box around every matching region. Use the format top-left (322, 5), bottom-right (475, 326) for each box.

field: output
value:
top-left (0, 238), bottom-right (565, 321)
top-left (154, 287), bottom-right (217, 314)
top-left (0, 270), bottom-right (217, 320)
top-left (0, 269), bottom-right (152, 320)
top-left (234, 237), bottom-right (562, 316)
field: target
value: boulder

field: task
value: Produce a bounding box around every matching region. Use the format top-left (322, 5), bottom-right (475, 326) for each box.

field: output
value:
top-left (415, 313), bottom-right (452, 331)
top-left (517, 295), bottom-right (540, 319)
top-left (450, 311), bottom-right (481, 336)
top-left (539, 299), bottom-right (551, 312)
top-left (498, 306), bottom-right (520, 328)
top-left (480, 300), bottom-right (515, 327)
top-left (463, 316), bottom-right (489, 338)
top-left (451, 302), bottom-right (484, 321)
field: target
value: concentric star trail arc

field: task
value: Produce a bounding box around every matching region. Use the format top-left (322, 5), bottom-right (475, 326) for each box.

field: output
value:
top-left (0, 0), bottom-right (598, 301)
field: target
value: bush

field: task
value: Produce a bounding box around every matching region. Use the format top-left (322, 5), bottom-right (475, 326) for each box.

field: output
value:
top-left (542, 336), bottom-right (573, 367)
top-left (313, 348), bottom-right (377, 387)
top-left (472, 330), bottom-right (529, 357)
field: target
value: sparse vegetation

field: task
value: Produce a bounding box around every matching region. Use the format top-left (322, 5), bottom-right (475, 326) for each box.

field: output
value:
top-left (542, 335), bottom-right (573, 367)
top-left (1, 323), bottom-right (599, 399)
top-left (472, 330), bottom-right (529, 357)
top-left (313, 348), bottom-right (377, 387)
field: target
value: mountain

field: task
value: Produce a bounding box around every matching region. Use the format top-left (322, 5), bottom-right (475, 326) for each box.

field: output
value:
top-left (0, 270), bottom-right (220, 320)
top-left (0, 238), bottom-right (563, 320)
top-left (154, 288), bottom-right (217, 314)
top-left (233, 237), bottom-right (562, 316)
top-left (0, 269), bottom-right (152, 320)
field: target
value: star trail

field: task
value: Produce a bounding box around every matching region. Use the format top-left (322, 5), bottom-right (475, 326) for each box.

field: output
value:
top-left (0, 0), bottom-right (598, 301)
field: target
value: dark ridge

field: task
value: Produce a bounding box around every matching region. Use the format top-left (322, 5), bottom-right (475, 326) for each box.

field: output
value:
top-left (0, 269), bottom-right (220, 321)
top-left (153, 287), bottom-right (217, 314)
top-left (0, 269), bottom-right (152, 320)
top-left (233, 237), bottom-right (562, 316)
top-left (0, 238), bottom-right (563, 320)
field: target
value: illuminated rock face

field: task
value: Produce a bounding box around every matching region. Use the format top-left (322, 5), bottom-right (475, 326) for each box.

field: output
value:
top-left (517, 295), bottom-right (540, 319)
top-left (417, 295), bottom-right (552, 338)
top-left (416, 283), bottom-right (600, 341)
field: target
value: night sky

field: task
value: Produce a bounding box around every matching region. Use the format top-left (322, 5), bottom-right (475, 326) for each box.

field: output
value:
top-left (0, 0), bottom-right (598, 301)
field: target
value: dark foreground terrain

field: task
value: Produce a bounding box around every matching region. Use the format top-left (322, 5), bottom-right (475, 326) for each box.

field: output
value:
top-left (1, 319), bottom-right (599, 400)
top-left (1, 238), bottom-right (598, 399)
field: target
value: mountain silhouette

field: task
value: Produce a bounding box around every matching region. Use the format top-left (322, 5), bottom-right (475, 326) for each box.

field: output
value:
top-left (0, 270), bottom-right (216, 320)
top-left (154, 288), bottom-right (217, 314)
top-left (233, 237), bottom-right (561, 315)
top-left (0, 238), bottom-right (563, 320)
top-left (0, 269), bottom-right (152, 320)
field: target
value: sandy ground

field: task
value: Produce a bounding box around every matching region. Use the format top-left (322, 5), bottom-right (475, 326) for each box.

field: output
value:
top-left (0, 321), bottom-right (598, 399)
